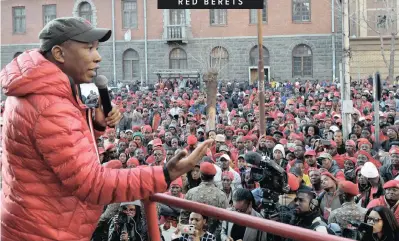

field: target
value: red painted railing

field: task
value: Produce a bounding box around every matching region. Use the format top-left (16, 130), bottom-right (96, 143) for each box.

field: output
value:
top-left (143, 193), bottom-right (353, 241)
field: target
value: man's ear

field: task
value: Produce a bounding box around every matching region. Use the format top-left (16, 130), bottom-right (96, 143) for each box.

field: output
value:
top-left (51, 45), bottom-right (65, 63)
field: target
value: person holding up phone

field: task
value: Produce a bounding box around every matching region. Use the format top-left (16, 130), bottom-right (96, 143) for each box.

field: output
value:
top-left (172, 212), bottom-right (216, 241)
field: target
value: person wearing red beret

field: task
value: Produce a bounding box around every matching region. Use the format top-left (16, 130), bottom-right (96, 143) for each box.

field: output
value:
top-left (181, 162), bottom-right (228, 237)
top-left (328, 181), bottom-right (366, 229)
top-left (367, 180), bottom-right (399, 223)
top-left (380, 147), bottom-right (399, 183)
top-left (319, 172), bottom-right (341, 220)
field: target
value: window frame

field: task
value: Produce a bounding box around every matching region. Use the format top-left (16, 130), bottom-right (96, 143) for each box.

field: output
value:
top-left (210, 9), bottom-right (228, 26)
top-left (210, 46), bottom-right (229, 79)
top-left (78, 1), bottom-right (93, 23)
top-left (169, 48), bottom-right (188, 69)
top-left (122, 0), bottom-right (138, 29)
top-left (249, 45), bottom-right (270, 66)
top-left (292, 0), bottom-right (311, 23)
top-left (122, 49), bottom-right (140, 80)
top-left (292, 44), bottom-right (313, 78)
top-left (12, 6), bottom-right (26, 34)
top-left (43, 4), bottom-right (57, 27)
top-left (249, 0), bottom-right (268, 24)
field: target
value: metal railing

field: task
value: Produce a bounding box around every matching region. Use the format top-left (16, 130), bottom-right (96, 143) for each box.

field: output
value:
top-left (143, 193), bottom-right (353, 241)
top-left (165, 25), bottom-right (187, 41)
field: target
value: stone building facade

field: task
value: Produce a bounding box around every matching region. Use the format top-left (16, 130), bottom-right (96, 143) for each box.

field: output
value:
top-left (1, 0), bottom-right (343, 85)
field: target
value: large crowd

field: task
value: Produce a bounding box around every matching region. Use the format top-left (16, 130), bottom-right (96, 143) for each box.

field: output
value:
top-left (24, 77), bottom-right (399, 241)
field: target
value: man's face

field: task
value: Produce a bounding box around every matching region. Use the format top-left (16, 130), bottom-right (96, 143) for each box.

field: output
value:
top-left (334, 132), bottom-right (343, 144)
top-left (309, 171), bottom-right (321, 185)
top-left (294, 192), bottom-right (311, 214)
top-left (57, 40), bottom-right (101, 84)
top-left (222, 176), bottom-right (232, 190)
top-left (321, 158), bottom-right (332, 169)
top-left (220, 157), bottom-right (230, 170)
top-left (294, 146), bottom-right (304, 159)
top-left (244, 140), bottom-right (253, 150)
top-left (134, 149), bottom-right (145, 161)
top-left (265, 140), bottom-right (275, 149)
top-left (345, 144), bottom-right (355, 153)
top-left (165, 132), bottom-right (173, 142)
top-left (305, 155), bottom-right (316, 166)
top-left (126, 132), bottom-right (133, 141)
top-left (170, 186), bottom-right (181, 197)
top-left (321, 175), bottom-right (335, 190)
top-left (108, 148), bottom-right (118, 159)
top-left (144, 131), bottom-right (152, 141)
top-left (385, 187), bottom-right (399, 201)
top-left (327, 146), bottom-right (337, 156)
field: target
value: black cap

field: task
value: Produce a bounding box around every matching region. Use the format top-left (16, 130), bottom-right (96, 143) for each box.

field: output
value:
top-left (39, 17), bottom-right (112, 52)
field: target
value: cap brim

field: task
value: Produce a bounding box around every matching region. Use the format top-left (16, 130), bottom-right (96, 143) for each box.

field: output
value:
top-left (71, 28), bottom-right (112, 43)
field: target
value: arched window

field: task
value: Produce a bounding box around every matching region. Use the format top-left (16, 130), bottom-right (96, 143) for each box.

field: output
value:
top-left (210, 46), bottom-right (229, 80)
top-left (292, 44), bottom-right (312, 77)
top-left (79, 2), bottom-right (92, 23)
top-left (123, 49), bottom-right (140, 80)
top-left (169, 48), bottom-right (187, 69)
top-left (14, 52), bottom-right (23, 58)
top-left (249, 45), bottom-right (270, 66)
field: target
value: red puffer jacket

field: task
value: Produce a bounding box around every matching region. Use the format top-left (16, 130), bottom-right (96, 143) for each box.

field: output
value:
top-left (0, 50), bottom-right (167, 241)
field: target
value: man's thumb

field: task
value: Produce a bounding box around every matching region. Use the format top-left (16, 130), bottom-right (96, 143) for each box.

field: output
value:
top-left (169, 149), bottom-right (188, 165)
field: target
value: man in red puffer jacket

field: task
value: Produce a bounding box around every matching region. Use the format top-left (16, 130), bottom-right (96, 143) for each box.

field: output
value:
top-left (0, 17), bottom-right (213, 241)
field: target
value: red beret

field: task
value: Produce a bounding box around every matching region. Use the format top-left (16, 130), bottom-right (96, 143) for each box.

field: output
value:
top-left (200, 162), bottom-right (216, 176)
top-left (321, 171), bottom-right (338, 184)
top-left (152, 138), bottom-right (163, 147)
top-left (225, 126), bottom-right (235, 131)
top-left (132, 125), bottom-right (141, 132)
top-left (338, 181), bottom-right (359, 196)
top-left (222, 171), bottom-right (234, 181)
top-left (287, 173), bottom-right (300, 191)
top-left (264, 136), bottom-right (276, 143)
top-left (242, 135), bottom-right (253, 142)
top-left (127, 157), bottom-right (139, 167)
top-left (187, 135), bottom-right (198, 145)
top-left (170, 177), bottom-right (183, 188)
top-left (383, 180), bottom-right (399, 189)
top-left (143, 125), bottom-right (153, 132)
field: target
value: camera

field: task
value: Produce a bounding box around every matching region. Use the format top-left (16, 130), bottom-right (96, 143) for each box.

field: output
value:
top-left (342, 221), bottom-right (373, 240)
top-left (180, 225), bottom-right (195, 235)
top-left (244, 152), bottom-right (288, 219)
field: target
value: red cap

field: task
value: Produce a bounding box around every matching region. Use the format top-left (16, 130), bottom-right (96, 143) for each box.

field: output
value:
top-left (287, 173), bottom-right (300, 191)
top-left (143, 125), bottom-right (153, 132)
top-left (304, 150), bottom-right (316, 156)
top-left (187, 135), bottom-right (198, 145)
top-left (200, 162), bottom-right (217, 176)
top-left (127, 157), bottom-right (139, 167)
top-left (338, 180), bottom-right (359, 196)
top-left (383, 180), bottom-right (399, 189)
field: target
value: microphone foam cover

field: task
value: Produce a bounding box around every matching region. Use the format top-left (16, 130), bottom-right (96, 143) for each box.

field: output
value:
top-left (94, 75), bottom-right (108, 89)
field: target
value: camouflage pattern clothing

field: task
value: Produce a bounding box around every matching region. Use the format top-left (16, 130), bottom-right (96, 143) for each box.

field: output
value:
top-left (180, 181), bottom-right (228, 241)
top-left (328, 202), bottom-right (367, 229)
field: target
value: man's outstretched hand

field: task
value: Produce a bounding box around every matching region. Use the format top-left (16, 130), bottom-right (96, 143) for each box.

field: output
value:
top-left (166, 139), bottom-right (214, 181)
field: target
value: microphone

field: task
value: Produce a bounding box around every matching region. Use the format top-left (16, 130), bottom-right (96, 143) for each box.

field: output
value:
top-left (94, 75), bottom-right (112, 117)
top-left (244, 151), bottom-right (263, 167)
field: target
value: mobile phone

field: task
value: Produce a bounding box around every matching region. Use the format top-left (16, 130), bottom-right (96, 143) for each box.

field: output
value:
top-left (180, 225), bottom-right (195, 235)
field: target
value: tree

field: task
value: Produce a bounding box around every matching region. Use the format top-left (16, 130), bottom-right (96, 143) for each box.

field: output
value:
top-left (360, 0), bottom-right (398, 82)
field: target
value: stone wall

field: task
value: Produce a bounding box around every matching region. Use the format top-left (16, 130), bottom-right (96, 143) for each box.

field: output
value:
top-left (1, 35), bottom-right (341, 85)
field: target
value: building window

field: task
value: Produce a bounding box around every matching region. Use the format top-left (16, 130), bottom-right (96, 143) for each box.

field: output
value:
top-left (210, 9), bottom-right (227, 25)
top-left (43, 4), bottom-right (56, 26)
top-left (249, 45), bottom-right (270, 66)
top-left (169, 9), bottom-right (185, 25)
top-left (292, 44), bottom-right (312, 77)
top-left (249, 1), bottom-right (267, 24)
top-left (122, 0), bottom-right (137, 28)
top-left (78, 1), bottom-right (92, 23)
top-left (123, 49), bottom-right (140, 80)
top-left (210, 46), bottom-right (229, 79)
top-left (292, 0), bottom-right (311, 22)
top-left (169, 48), bottom-right (187, 69)
top-left (13, 7), bottom-right (26, 34)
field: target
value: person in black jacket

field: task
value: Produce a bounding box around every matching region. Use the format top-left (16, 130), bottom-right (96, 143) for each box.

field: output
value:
top-left (108, 201), bottom-right (147, 241)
